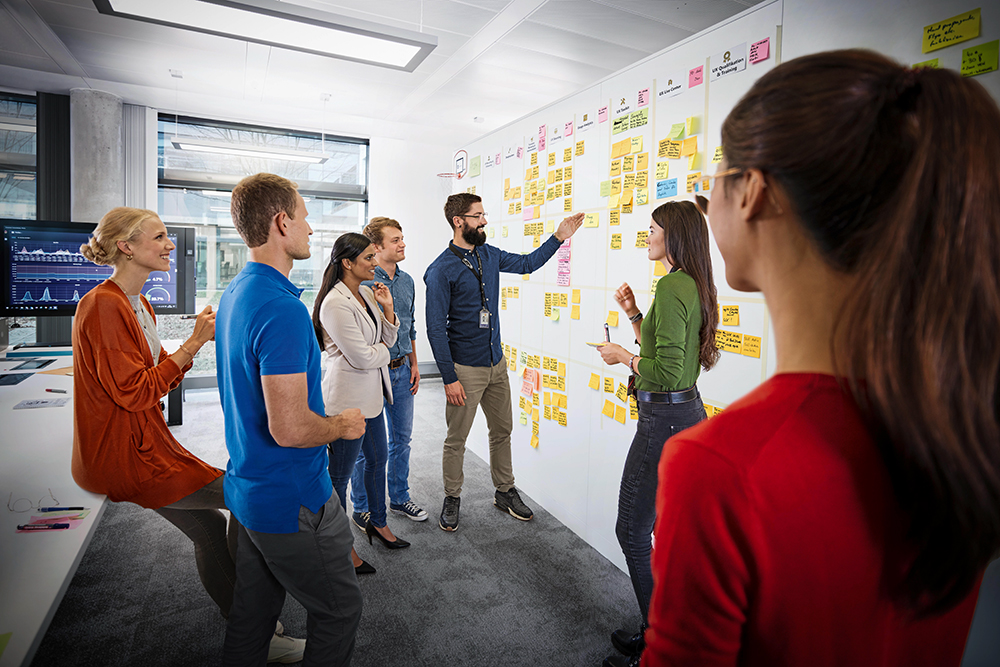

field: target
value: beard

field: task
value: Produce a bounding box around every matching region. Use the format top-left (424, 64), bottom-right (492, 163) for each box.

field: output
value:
top-left (461, 223), bottom-right (487, 247)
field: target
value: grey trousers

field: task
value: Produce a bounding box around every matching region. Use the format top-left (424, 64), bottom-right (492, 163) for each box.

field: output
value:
top-left (443, 357), bottom-right (515, 497)
top-left (222, 494), bottom-right (362, 667)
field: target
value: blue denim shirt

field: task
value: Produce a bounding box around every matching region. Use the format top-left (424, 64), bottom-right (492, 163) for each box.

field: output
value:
top-left (424, 235), bottom-right (562, 384)
top-left (363, 265), bottom-right (415, 360)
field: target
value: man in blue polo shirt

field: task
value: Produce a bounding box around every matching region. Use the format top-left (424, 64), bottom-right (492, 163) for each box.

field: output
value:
top-left (425, 192), bottom-right (583, 531)
top-left (349, 216), bottom-right (428, 530)
top-left (216, 173), bottom-right (366, 667)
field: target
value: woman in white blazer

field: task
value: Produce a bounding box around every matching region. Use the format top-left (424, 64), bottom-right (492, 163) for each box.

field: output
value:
top-left (312, 233), bottom-right (409, 575)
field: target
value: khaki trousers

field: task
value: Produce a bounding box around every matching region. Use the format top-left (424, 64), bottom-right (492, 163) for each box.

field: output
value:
top-left (443, 357), bottom-right (514, 497)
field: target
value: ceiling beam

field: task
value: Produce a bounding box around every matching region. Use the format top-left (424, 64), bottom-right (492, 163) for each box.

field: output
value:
top-left (1, 0), bottom-right (90, 79)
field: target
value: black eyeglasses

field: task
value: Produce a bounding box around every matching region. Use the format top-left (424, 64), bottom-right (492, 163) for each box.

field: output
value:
top-left (460, 212), bottom-right (488, 222)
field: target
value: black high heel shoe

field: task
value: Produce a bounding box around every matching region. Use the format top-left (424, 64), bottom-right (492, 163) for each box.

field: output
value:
top-left (366, 522), bottom-right (410, 549)
top-left (354, 560), bottom-right (376, 575)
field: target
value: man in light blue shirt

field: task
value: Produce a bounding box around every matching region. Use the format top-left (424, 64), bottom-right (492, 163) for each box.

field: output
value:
top-left (350, 217), bottom-right (428, 526)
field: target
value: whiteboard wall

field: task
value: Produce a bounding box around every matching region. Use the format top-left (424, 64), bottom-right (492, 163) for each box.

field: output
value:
top-left (449, 0), bottom-right (1000, 570)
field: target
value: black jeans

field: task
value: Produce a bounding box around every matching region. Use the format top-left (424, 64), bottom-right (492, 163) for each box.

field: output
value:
top-left (616, 391), bottom-right (705, 621)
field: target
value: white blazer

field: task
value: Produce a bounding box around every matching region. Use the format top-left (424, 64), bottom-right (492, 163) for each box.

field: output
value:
top-left (319, 281), bottom-right (399, 418)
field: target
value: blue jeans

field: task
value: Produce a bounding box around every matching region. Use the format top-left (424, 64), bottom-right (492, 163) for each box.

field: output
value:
top-left (616, 391), bottom-right (705, 622)
top-left (329, 412), bottom-right (389, 527)
top-left (350, 360), bottom-right (414, 512)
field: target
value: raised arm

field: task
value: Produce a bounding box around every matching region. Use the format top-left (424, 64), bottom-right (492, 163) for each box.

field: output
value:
top-left (498, 212), bottom-right (585, 274)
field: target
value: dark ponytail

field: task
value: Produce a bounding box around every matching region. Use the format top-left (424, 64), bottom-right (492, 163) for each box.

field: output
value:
top-left (311, 232), bottom-right (373, 348)
top-left (722, 49), bottom-right (1000, 615)
top-left (651, 201), bottom-right (719, 371)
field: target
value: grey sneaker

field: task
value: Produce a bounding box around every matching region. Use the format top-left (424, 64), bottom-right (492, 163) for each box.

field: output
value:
top-left (494, 487), bottom-right (533, 521)
top-left (351, 511), bottom-right (370, 531)
top-left (439, 495), bottom-right (460, 531)
top-left (390, 500), bottom-right (428, 522)
top-left (268, 633), bottom-right (305, 664)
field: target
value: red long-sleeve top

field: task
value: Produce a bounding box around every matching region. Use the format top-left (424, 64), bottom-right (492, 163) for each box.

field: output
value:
top-left (644, 373), bottom-right (980, 667)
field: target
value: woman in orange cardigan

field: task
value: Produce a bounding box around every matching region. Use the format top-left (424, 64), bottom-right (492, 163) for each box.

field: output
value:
top-left (72, 207), bottom-right (302, 663)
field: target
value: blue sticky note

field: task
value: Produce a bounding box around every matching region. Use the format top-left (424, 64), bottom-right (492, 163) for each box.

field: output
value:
top-left (656, 178), bottom-right (677, 199)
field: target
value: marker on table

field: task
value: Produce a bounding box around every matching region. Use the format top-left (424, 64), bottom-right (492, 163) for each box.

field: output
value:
top-left (46, 388), bottom-right (67, 394)
top-left (39, 507), bottom-right (85, 512)
top-left (18, 523), bottom-right (70, 531)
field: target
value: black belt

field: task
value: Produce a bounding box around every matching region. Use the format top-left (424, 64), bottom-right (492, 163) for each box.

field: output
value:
top-left (388, 357), bottom-right (407, 369)
top-left (636, 386), bottom-right (697, 404)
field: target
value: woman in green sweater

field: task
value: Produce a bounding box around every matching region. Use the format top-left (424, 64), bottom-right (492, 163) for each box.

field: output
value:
top-left (597, 200), bottom-right (719, 667)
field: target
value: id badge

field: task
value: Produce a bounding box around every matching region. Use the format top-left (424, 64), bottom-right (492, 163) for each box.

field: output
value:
top-left (479, 308), bottom-right (490, 329)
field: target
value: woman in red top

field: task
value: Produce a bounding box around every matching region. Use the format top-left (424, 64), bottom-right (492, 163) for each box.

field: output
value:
top-left (73, 207), bottom-right (302, 662)
top-left (643, 50), bottom-right (1000, 666)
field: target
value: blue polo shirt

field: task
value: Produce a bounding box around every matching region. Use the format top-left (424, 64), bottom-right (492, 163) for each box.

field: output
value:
top-left (216, 261), bottom-right (332, 534)
top-left (424, 235), bottom-right (562, 384)
top-left (363, 265), bottom-right (415, 359)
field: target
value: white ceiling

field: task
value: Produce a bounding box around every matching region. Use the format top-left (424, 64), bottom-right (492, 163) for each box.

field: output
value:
top-left (0, 0), bottom-right (763, 145)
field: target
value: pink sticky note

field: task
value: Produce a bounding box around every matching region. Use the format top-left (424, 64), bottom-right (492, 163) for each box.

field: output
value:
top-left (556, 274), bottom-right (571, 287)
top-left (598, 106), bottom-right (609, 123)
top-left (538, 125), bottom-right (547, 151)
top-left (689, 66), bottom-right (704, 87)
top-left (750, 37), bottom-right (770, 64)
top-left (523, 206), bottom-right (534, 221)
top-left (516, 147), bottom-right (523, 159)
top-left (564, 121), bottom-right (573, 136)
top-left (495, 152), bottom-right (501, 164)
top-left (637, 88), bottom-right (650, 107)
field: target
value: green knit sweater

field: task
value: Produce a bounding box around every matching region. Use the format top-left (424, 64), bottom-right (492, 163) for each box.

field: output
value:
top-left (635, 269), bottom-right (702, 393)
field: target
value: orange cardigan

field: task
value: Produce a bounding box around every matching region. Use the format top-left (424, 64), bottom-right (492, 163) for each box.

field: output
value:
top-left (71, 281), bottom-right (220, 509)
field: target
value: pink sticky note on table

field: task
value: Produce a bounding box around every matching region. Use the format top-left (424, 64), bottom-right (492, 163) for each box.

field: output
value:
top-left (750, 37), bottom-right (770, 64)
top-left (689, 66), bottom-right (704, 87)
top-left (598, 106), bottom-right (609, 123)
top-left (638, 88), bottom-right (650, 107)
top-left (538, 125), bottom-right (547, 151)
top-left (564, 121), bottom-right (573, 136)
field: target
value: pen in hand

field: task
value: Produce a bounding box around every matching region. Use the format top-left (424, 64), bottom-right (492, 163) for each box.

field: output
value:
top-left (604, 323), bottom-right (611, 343)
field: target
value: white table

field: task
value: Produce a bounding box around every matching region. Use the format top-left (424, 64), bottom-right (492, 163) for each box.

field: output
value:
top-left (0, 351), bottom-right (106, 667)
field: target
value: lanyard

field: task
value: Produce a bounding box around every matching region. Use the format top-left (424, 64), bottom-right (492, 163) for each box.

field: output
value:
top-left (449, 244), bottom-right (487, 309)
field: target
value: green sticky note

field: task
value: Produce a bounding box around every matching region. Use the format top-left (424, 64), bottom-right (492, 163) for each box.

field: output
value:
top-left (962, 39), bottom-right (999, 77)
top-left (612, 116), bottom-right (628, 135)
top-left (668, 122), bottom-right (685, 140)
top-left (519, 411), bottom-right (528, 425)
top-left (469, 155), bottom-right (481, 178)
top-left (600, 180), bottom-right (611, 196)
top-left (913, 58), bottom-right (940, 69)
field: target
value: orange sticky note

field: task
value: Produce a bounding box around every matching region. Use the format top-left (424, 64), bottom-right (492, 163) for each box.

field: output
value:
top-left (681, 136), bottom-right (698, 157)
top-left (530, 435), bottom-right (539, 448)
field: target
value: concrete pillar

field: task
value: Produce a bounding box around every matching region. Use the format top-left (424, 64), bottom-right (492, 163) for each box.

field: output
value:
top-left (70, 88), bottom-right (124, 223)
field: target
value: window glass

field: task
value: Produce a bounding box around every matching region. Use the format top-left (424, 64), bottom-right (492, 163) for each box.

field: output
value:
top-left (156, 116), bottom-right (369, 375)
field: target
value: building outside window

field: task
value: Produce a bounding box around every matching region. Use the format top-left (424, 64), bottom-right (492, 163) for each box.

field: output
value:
top-left (157, 115), bottom-right (369, 375)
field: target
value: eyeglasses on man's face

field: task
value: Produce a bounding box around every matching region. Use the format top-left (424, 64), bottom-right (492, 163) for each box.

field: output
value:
top-left (460, 212), bottom-right (488, 222)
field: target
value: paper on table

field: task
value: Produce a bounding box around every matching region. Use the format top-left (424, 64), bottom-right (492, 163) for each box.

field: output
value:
top-left (13, 398), bottom-right (69, 409)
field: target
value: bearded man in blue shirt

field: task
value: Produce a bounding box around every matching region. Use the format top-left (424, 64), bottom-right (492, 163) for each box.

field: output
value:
top-left (424, 192), bottom-right (583, 532)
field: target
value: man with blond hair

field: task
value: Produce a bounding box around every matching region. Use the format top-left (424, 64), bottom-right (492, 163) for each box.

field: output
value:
top-left (349, 216), bottom-right (428, 531)
top-left (217, 172), bottom-right (365, 667)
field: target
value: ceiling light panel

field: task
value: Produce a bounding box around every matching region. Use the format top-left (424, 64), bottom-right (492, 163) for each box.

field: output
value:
top-left (93, 0), bottom-right (437, 71)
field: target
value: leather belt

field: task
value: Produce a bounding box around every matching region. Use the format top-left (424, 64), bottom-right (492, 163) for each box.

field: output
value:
top-left (636, 386), bottom-right (697, 404)
top-left (388, 357), bottom-right (407, 370)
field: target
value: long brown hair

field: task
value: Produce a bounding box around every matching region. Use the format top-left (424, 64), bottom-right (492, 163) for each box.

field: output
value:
top-left (722, 49), bottom-right (1000, 614)
top-left (651, 201), bottom-right (719, 371)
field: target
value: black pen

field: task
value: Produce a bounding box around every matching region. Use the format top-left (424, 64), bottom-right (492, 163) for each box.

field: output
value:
top-left (181, 314), bottom-right (198, 319)
top-left (39, 507), bottom-right (85, 512)
top-left (18, 523), bottom-right (70, 531)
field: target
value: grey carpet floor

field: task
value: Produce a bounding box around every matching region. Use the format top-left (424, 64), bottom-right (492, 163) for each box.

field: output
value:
top-left (32, 379), bottom-right (641, 667)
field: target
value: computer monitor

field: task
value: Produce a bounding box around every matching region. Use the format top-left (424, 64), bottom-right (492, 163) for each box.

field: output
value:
top-left (0, 218), bottom-right (196, 317)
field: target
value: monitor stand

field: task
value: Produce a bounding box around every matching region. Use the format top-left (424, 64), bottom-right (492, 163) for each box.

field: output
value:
top-left (31, 316), bottom-right (73, 347)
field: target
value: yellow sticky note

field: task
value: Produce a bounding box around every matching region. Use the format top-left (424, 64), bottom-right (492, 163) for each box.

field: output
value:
top-left (629, 397), bottom-right (638, 420)
top-left (610, 193), bottom-right (621, 208)
top-left (558, 394), bottom-right (567, 408)
top-left (548, 152), bottom-right (556, 167)
top-left (722, 305), bottom-right (739, 326)
top-left (635, 188), bottom-right (648, 206)
top-left (571, 304), bottom-right (580, 320)
top-left (550, 307), bottom-right (560, 321)
top-left (531, 152), bottom-right (538, 166)
top-left (519, 411), bottom-right (528, 425)
top-left (548, 171), bottom-right (556, 185)
top-left (564, 182), bottom-right (573, 197)
top-left (532, 165), bottom-right (539, 179)
top-left (630, 136), bottom-right (643, 153)
top-left (635, 171), bottom-right (648, 188)
top-left (611, 178), bottom-right (622, 195)
top-left (635, 229), bottom-right (648, 247)
top-left (544, 391), bottom-right (551, 406)
top-left (723, 331), bottom-right (743, 353)
top-left (508, 202), bottom-right (516, 215)
top-left (584, 212), bottom-right (599, 228)
top-left (563, 147), bottom-right (572, 162)
top-left (636, 152), bottom-right (648, 171)
top-left (615, 405), bottom-right (627, 424)
top-left (686, 116), bottom-right (698, 136)
top-left (490, 228), bottom-right (496, 239)
top-left (610, 159), bottom-right (622, 177)
top-left (557, 362), bottom-right (566, 377)
top-left (564, 197), bottom-right (572, 212)
top-left (545, 220), bottom-right (554, 233)
top-left (572, 289), bottom-right (581, 304)
top-left (655, 162), bottom-right (669, 180)
top-left (623, 173), bottom-right (635, 190)
top-left (558, 293), bottom-right (567, 307)
top-left (742, 334), bottom-right (761, 358)
top-left (962, 39), bottom-right (1000, 77)
top-left (589, 373), bottom-right (600, 390)
top-left (532, 420), bottom-right (539, 435)
top-left (515, 202), bottom-right (522, 214)
top-left (604, 377), bottom-right (614, 393)
top-left (564, 165), bottom-right (572, 180)
top-left (622, 155), bottom-right (634, 172)
top-left (712, 146), bottom-right (724, 164)
top-left (530, 435), bottom-right (539, 448)
top-left (681, 136), bottom-right (698, 157)
top-left (653, 261), bottom-right (667, 277)
top-left (557, 411), bottom-right (568, 427)
top-left (533, 207), bottom-right (540, 219)
top-left (666, 140), bottom-right (681, 160)
top-left (575, 140), bottom-right (585, 156)
top-left (621, 189), bottom-right (633, 206)
top-left (616, 382), bottom-right (628, 402)
top-left (533, 235), bottom-right (541, 248)
top-left (602, 399), bottom-right (616, 418)
top-left (688, 153), bottom-right (699, 170)
top-left (923, 8), bottom-right (980, 53)
top-left (610, 209), bottom-right (620, 226)
top-left (501, 226), bottom-right (508, 238)
top-left (505, 177), bottom-right (510, 190)
top-left (686, 172), bottom-right (701, 194)
top-left (610, 233), bottom-right (622, 250)
top-left (607, 311), bottom-right (619, 327)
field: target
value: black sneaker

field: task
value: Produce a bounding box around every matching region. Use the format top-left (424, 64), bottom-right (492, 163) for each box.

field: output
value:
top-left (611, 625), bottom-right (645, 656)
top-left (439, 496), bottom-right (460, 531)
top-left (494, 487), bottom-right (533, 521)
top-left (351, 511), bottom-right (370, 531)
